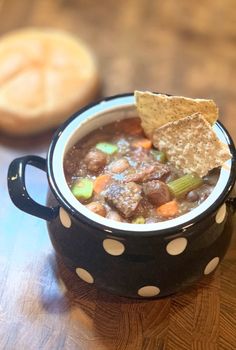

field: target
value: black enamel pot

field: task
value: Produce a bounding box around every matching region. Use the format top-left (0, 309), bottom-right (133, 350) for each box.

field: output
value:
top-left (8, 93), bottom-right (236, 299)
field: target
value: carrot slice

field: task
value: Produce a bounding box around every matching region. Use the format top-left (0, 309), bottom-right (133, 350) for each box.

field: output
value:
top-left (132, 138), bottom-right (152, 149)
top-left (156, 200), bottom-right (179, 218)
top-left (93, 174), bottom-right (111, 194)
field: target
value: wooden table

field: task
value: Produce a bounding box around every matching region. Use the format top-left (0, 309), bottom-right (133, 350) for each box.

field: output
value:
top-left (0, 1), bottom-right (236, 349)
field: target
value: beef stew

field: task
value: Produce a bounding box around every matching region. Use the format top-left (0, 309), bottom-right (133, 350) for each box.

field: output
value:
top-left (64, 118), bottom-right (220, 223)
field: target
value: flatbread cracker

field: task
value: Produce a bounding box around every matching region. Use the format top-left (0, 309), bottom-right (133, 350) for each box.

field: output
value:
top-left (135, 91), bottom-right (218, 139)
top-left (153, 113), bottom-right (231, 177)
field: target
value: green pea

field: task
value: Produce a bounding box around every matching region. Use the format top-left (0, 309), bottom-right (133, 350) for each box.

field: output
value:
top-left (71, 178), bottom-right (93, 200)
top-left (150, 149), bottom-right (167, 163)
top-left (132, 216), bottom-right (145, 224)
top-left (96, 142), bottom-right (118, 155)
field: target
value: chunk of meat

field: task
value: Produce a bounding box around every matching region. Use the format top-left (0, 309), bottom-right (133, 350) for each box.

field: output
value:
top-left (86, 202), bottom-right (106, 217)
top-left (109, 158), bottom-right (130, 173)
top-left (134, 197), bottom-right (154, 217)
top-left (143, 180), bottom-right (171, 206)
top-left (124, 163), bottom-right (170, 183)
top-left (84, 149), bottom-right (107, 173)
top-left (105, 182), bottom-right (142, 217)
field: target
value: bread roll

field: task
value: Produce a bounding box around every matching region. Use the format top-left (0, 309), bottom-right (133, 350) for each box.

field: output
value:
top-left (0, 28), bottom-right (100, 135)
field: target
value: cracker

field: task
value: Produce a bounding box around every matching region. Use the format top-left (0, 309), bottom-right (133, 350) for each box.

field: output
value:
top-left (135, 91), bottom-right (218, 139)
top-left (153, 113), bottom-right (231, 177)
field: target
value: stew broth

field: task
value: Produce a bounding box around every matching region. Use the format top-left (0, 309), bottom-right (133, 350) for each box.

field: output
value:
top-left (64, 118), bottom-right (220, 223)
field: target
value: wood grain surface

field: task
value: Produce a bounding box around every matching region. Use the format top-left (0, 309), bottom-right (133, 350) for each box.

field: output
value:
top-left (0, 1), bottom-right (236, 349)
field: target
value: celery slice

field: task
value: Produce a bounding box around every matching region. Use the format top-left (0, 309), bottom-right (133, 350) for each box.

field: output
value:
top-left (132, 216), bottom-right (145, 224)
top-left (150, 149), bottom-right (167, 163)
top-left (96, 142), bottom-right (118, 155)
top-left (71, 178), bottom-right (93, 200)
top-left (167, 173), bottom-right (203, 198)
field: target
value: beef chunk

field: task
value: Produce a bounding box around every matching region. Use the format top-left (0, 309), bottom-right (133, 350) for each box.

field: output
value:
top-left (134, 197), bottom-right (154, 217)
top-left (124, 163), bottom-right (170, 183)
top-left (105, 182), bottom-right (142, 217)
top-left (143, 180), bottom-right (171, 206)
top-left (84, 149), bottom-right (107, 173)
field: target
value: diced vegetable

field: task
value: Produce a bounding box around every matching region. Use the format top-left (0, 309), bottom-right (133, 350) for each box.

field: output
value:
top-left (156, 200), bottom-right (179, 218)
top-left (167, 173), bottom-right (203, 198)
top-left (96, 142), bottom-right (118, 155)
top-left (93, 174), bottom-right (111, 194)
top-left (132, 138), bottom-right (152, 149)
top-left (71, 178), bottom-right (93, 200)
top-left (132, 216), bottom-right (145, 224)
top-left (150, 149), bottom-right (167, 163)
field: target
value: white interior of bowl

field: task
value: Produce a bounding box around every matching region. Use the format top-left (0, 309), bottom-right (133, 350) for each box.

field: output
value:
top-left (52, 95), bottom-right (232, 232)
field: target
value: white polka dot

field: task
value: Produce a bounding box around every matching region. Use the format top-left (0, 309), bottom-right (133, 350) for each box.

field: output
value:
top-left (204, 257), bottom-right (220, 275)
top-left (166, 237), bottom-right (188, 256)
top-left (215, 204), bottom-right (226, 224)
top-left (103, 239), bottom-right (125, 256)
top-left (76, 268), bottom-right (94, 283)
top-left (59, 207), bottom-right (71, 228)
top-left (138, 286), bottom-right (160, 297)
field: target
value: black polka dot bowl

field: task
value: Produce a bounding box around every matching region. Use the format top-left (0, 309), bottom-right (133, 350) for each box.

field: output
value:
top-left (8, 93), bottom-right (236, 299)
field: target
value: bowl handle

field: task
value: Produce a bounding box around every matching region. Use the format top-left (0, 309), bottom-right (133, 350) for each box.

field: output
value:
top-left (8, 155), bottom-right (59, 221)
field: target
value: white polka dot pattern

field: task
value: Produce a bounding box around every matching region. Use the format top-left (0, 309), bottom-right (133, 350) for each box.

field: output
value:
top-left (59, 207), bottom-right (71, 228)
top-left (76, 268), bottom-right (94, 283)
top-left (215, 204), bottom-right (226, 224)
top-left (204, 257), bottom-right (220, 275)
top-left (138, 286), bottom-right (160, 297)
top-left (103, 239), bottom-right (125, 256)
top-left (166, 237), bottom-right (188, 256)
